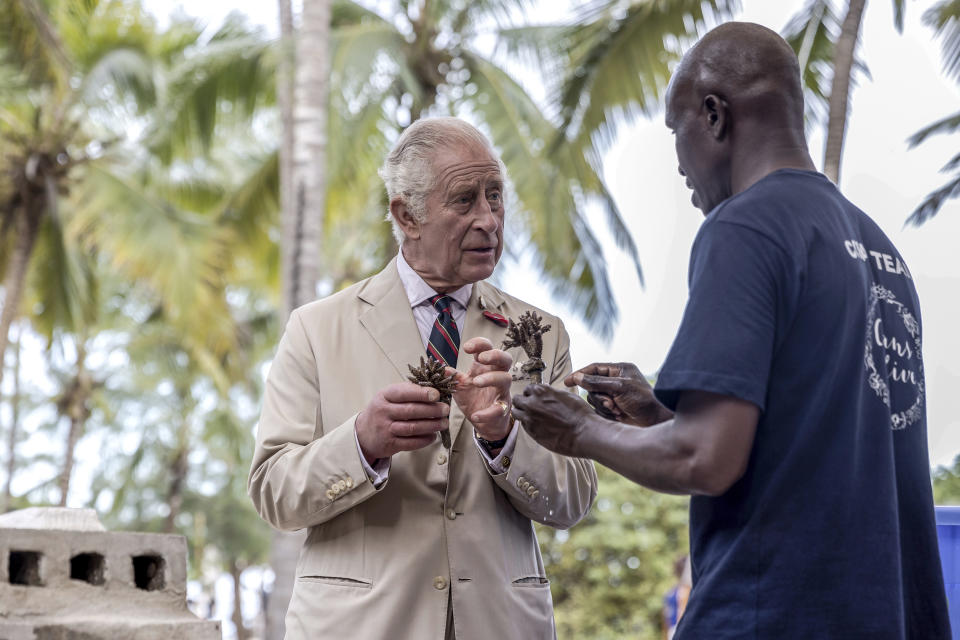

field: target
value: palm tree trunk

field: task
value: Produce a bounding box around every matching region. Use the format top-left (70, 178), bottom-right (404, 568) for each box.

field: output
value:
top-left (57, 341), bottom-right (91, 506)
top-left (0, 208), bottom-right (40, 395)
top-left (823, 0), bottom-right (868, 183)
top-left (2, 322), bottom-right (22, 513)
top-left (267, 1), bottom-right (330, 638)
top-left (230, 560), bottom-right (248, 640)
top-left (278, 0), bottom-right (296, 311)
top-left (284, 0), bottom-right (329, 312)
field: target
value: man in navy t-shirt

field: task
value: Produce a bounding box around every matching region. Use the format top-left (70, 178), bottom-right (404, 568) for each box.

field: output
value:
top-left (513, 22), bottom-right (950, 639)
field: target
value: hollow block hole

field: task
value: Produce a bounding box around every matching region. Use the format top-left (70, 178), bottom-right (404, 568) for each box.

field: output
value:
top-left (71, 552), bottom-right (105, 586)
top-left (133, 554), bottom-right (165, 591)
top-left (9, 550), bottom-right (43, 586)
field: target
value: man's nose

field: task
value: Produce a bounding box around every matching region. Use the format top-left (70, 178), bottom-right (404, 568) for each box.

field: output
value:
top-left (474, 198), bottom-right (500, 232)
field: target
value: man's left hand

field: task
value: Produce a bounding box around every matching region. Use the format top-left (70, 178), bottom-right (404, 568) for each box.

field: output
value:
top-left (449, 337), bottom-right (514, 441)
top-left (512, 384), bottom-right (595, 457)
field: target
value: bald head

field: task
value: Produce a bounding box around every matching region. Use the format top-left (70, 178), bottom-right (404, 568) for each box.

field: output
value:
top-left (672, 22), bottom-right (805, 131)
top-left (665, 22), bottom-right (815, 214)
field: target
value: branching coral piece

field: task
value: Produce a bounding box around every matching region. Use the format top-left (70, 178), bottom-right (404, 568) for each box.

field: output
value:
top-left (407, 355), bottom-right (458, 448)
top-left (501, 311), bottom-right (552, 383)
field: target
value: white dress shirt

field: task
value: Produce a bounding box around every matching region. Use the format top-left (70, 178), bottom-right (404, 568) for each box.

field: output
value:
top-left (355, 251), bottom-right (519, 486)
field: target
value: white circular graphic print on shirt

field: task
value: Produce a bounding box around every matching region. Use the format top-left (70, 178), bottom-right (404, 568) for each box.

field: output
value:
top-left (863, 284), bottom-right (924, 430)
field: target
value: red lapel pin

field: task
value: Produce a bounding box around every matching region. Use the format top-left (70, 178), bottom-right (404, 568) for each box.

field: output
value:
top-left (482, 310), bottom-right (508, 327)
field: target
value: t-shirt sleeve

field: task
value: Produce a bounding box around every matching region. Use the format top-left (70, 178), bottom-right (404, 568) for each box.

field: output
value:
top-left (654, 219), bottom-right (797, 412)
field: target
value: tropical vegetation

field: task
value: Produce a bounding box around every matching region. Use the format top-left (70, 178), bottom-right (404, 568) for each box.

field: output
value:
top-left (3, 1), bottom-right (958, 639)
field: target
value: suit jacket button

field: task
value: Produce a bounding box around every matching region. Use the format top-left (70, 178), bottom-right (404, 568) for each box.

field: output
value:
top-left (526, 486), bottom-right (536, 496)
top-left (332, 484), bottom-right (341, 495)
top-left (325, 490), bottom-right (335, 501)
top-left (437, 453), bottom-right (448, 465)
top-left (434, 576), bottom-right (448, 590)
top-left (345, 477), bottom-right (354, 489)
top-left (338, 480), bottom-right (347, 491)
top-left (501, 456), bottom-right (511, 468)
top-left (531, 490), bottom-right (539, 499)
top-left (517, 476), bottom-right (526, 488)
top-left (446, 509), bottom-right (457, 521)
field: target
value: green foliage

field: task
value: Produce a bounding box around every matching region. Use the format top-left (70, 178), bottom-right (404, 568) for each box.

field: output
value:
top-left (538, 466), bottom-right (689, 640)
top-left (933, 454), bottom-right (960, 505)
top-left (326, 0), bottom-right (648, 338)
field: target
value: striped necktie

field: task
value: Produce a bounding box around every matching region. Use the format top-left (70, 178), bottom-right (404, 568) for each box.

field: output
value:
top-left (427, 294), bottom-right (460, 368)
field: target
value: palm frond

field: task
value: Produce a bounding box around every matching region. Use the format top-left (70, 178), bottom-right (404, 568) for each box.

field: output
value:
top-left (907, 109), bottom-right (960, 147)
top-left (27, 196), bottom-right (98, 340)
top-left (148, 31), bottom-right (275, 162)
top-left (80, 47), bottom-right (158, 112)
top-left (331, 21), bottom-right (407, 92)
top-left (892, 0), bottom-right (906, 32)
top-left (554, 0), bottom-right (739, 151)
top-left (67, 164), bottom-right (237, 355)
top-left (0, 0), bottom-right (67, 85)
top-left (494, 24), bottom-right (570, 74)
top-left (149, 167), bottom-right (229, 213)
top-left (906, 172), bottom-right (960, 226)
top-left (220, 150), bottom-right (279, 244)
top-left (925, 0), bottom-right (960, 81)
top-left (463, 52), bottom-right (625, 337)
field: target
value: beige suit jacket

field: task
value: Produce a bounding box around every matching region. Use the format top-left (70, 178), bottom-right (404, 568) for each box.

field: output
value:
top-left (248, 259), bottom-right (598, 640)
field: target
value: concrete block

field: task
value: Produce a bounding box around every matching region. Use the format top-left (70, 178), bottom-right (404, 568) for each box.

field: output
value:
top-left (0, 508), bottom-right (221, 640)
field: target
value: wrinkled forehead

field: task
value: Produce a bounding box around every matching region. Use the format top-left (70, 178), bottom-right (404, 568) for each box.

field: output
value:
top-left (432, 144), bottom-right (504, 191)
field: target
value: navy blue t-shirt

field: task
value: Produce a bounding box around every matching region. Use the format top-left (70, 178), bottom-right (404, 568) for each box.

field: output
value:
top-left (654, 170), bottom-right (950, 639)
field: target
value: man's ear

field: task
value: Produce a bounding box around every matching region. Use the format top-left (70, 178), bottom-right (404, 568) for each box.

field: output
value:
top-left (703, 94), bottom-right (729, 141)
top-left (390, 198), bottom-right (420, 240)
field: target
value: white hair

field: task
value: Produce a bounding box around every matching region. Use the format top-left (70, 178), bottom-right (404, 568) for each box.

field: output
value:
top-left (379, 117), bottom-right (504, 244)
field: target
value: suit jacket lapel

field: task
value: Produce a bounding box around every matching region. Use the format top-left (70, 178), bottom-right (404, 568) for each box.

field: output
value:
top-left (358, 259), bottom-right (425, 381)
top-left (449, 280), bottom-right (508, 446)
top-left (359, 262), bottom-right (511, 448)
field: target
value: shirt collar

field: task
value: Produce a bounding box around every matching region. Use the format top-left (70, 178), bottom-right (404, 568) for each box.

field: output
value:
top-left (396, 249), bottom-right (473, 310)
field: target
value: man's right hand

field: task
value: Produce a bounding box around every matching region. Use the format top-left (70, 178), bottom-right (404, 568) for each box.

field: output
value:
top-left (355, 382), bottom-right (450, 463)
top-left (564, 362), bottom-right (674, 427)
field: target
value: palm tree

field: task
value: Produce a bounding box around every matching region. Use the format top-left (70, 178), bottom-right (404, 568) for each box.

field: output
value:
top-left (1, 1), bottom-right (280, 507)
top-left (783, 0), bottom-right (906, 183)
top-left (906, 0), bottom-right (960, 225)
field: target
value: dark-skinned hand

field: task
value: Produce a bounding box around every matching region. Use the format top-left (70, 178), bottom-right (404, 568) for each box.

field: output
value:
top-left (511, 384), bottom-right (596, 457)
top-left (564, 362), bottom-right (674, 427)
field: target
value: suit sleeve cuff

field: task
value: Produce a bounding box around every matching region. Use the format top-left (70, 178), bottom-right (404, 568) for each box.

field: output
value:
top-left (354, 425), bottom-right (390, 487)
top-left (474, 421), bottom-right (519, 473)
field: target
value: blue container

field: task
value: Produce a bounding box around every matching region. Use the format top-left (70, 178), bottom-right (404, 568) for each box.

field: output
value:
top-left (936, 506), bottom-right (960, 639)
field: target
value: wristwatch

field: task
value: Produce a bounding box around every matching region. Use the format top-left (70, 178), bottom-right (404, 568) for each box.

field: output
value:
top-left (476, 434), bottom-right (510, 451)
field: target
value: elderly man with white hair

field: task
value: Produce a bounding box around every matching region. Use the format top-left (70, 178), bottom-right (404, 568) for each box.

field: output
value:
top-left (248, 117), bottom-right (597, 640)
